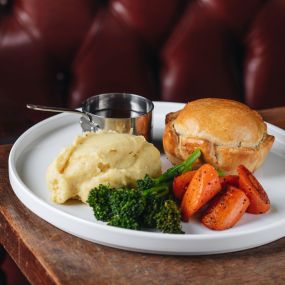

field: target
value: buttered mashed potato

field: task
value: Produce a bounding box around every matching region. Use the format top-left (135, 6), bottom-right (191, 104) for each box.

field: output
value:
top-left (46, 131), bottom-right (161, 203)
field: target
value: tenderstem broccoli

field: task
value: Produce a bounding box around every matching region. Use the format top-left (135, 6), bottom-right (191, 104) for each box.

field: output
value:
top-left (154, 148), bottom-right (201, 184)
top-left (136, 148), bottom-right (201, 191)
top-left (87, 149), bottom-right (201, 233)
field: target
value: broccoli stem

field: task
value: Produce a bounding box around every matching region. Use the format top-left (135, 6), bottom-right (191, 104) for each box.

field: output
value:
top-left (155, 148), bottom-right (201, 184)
top-left (141, 183), bottom-right (169, 197)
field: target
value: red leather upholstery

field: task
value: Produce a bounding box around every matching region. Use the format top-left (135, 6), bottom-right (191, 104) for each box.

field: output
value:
top-left (0, 0), bottom-right (285, 140)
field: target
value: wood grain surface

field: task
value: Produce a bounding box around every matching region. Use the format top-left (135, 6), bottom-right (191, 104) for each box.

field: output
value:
top-left (1, 108), bottom-right (285, 285)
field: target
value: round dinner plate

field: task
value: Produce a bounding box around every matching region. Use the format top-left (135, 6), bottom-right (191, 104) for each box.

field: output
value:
top-left (8, 102), bottom-right (285, 255)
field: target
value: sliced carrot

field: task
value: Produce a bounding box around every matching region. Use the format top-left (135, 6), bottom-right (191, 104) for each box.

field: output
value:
top-left (237, 165), bottom-right (270, 214)
top-left (173, 170), bottom-right (196, 200)
top-left (201, 186), bottom-right (250, 230)
top-left (181, 164), bottom-right (221, 222)
top-left (219, 175), bottom-right (239, 190)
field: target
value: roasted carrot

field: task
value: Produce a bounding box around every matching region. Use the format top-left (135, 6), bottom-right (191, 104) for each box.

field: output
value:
top-left (181, 164), bottom-right (221, 222)
top-left (201, 186), bottom-right (250, 230)
top-left (173, 170), bottom-right (196, 200)
top-left (237, 165), bottom-right (270, 214)
top-left (219, 175), bottom-right (239, 190)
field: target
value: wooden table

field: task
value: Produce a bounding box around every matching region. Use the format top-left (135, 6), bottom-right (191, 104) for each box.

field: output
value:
top-left (1, 107), bottom-right (285, 285)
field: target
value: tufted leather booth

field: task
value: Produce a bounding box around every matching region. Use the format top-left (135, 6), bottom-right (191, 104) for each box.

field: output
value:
top-left (0, 0), bottom-right (285, 141)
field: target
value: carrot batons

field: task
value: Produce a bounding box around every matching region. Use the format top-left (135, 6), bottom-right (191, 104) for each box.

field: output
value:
top-left (181, 164), bottom-right (221, 222)
top-left (201, 186), bottom-right (250, 230)
top-left (237, 165), bottom-right (270, 214)
top-left (173, 170), bottom-right (196, 200)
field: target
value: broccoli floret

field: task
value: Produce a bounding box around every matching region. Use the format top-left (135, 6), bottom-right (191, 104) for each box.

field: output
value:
top-left (88, 184), bottom-right (182, 233)
top-left (142, 196), bottom-right (164, 228)
top-left (156, 200), bottom-right (184, 234)
top-left (108, 215), bottom-right (140, 230)
top-left (87, 185), bottom-right (113, 221)
top-left (110, 187), bottom-right (145, 218)
top-left (136, 175), bottom-right (155, 191)
top-left (143, 197), bottom-right (183, 234)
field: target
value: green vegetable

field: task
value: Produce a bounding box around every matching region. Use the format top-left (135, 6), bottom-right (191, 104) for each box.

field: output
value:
top-left (155, 148), bottom-right (201, 184)
top-left (142, 196), bottom-right (163, 228)
top-left (87, 149), bottom-right (201, 234)
top-left (110, 187), bottom-right (145, 218)
top-left (108, 215), bottom-right (140, 230)
top-left (142, 197), bottom-right (183, 233)
top-left (87, 184), bottom-right (112, 221)
top-left (156, 200), bottom-right (183, 234)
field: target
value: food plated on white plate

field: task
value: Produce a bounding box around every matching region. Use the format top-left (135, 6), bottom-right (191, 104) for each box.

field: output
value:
top-left (9, 99), bottom-right (285, 254)
top-left (46, 98), bottom-right (274, 234)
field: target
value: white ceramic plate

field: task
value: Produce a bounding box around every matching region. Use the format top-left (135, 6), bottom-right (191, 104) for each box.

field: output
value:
top-left (8, 102), bottom-right (285, 255)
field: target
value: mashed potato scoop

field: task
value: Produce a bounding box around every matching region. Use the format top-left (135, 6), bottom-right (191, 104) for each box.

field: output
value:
top-left (46, 131), bottom-right (161, 203)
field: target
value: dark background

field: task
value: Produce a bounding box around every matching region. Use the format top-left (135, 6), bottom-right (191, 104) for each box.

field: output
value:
top-left (0, 0), bottom-right (285, 143)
